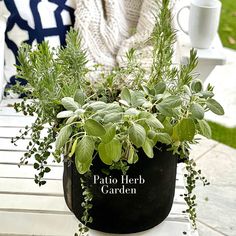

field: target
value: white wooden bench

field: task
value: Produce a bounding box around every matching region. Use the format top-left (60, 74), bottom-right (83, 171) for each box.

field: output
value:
top-left (0, 99), bottom-right (199, 236)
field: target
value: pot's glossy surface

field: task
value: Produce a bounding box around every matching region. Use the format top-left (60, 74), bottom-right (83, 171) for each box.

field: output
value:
top-left (63, 145), bottom-right (178, 233)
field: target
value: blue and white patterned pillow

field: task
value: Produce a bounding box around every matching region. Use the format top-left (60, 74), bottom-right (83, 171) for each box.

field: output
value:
top-left (2, 0), bottom-right (76, 90)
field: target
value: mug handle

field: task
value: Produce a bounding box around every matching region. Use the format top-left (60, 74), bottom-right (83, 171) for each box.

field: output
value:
top-left (177, 6), bottom-right (190, 35)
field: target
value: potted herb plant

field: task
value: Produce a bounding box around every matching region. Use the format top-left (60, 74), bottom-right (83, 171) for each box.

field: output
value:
top-left (12, 0), bottom-right (224, 235)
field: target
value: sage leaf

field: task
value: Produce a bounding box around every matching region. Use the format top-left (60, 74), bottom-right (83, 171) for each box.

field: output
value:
top-left (98, 139), bottom-right (122, 165)
top-left (69, 138), bottom-right (78, 158)
top-left (61, 97), bottom-right (79, 111)
top-left (173, 118), bottom-right (195, 141)
top-left (129, 123), bottom-right (146, 148)
top-left (66, 115), bottom-right (78, 125)
top-left (142, 139), bottom-right (154, 158)
top-left (119, 99), bottom-right (130, 107)
top-left (84, 119), bottom-right (106, 137)
top-left (156, 132), bottom-right (172, 144)
top-left (156, 104), bottom-right (174, 117)
top-left (88, 101), bottom-right (107, 111)
top-left (125, 108), bottom-right (140, 116)
top-left (101, 125), bottom-right (116, 143)
top-left (76, 158), bottom-right (92, 174)
top-left (74, 108), bottom-right (85, 116)
top-left (74, 90), bottom-right (85, 105)
top-left (160, 95), bottom-right (182, 108)
top-left (55, 125), bottom-right (72, 150)
top-left (154, 81), bottom-right (166, 94)
top-left (105, 103), bottom-right (123, 112)
top-left (138, 111), bottom-right (152, 119)
top-left (120, 88), bottom-right (131, 104)
top-left (206, 99), bottom-right (224, 115)
top-left (75, 136), bottom-right (94, 163)
top-left (199, 91), bottom-right (214, 99)
top-left (191, 79), bottom-right (203, 93)
top-left (104, 113), bottom-right (122, 123)
top-left (198, 120), bottom-right (212, 138)
top-left (145, 115), bottom-right (164, 129)
top-left (127, 145), bottom-right (135, 164)
top-left (131, 91), bottom-right (146, 107)
top-left (57, 111), bottom-right (74, 119)
top-left (190, 103), bottom-right (204, 120)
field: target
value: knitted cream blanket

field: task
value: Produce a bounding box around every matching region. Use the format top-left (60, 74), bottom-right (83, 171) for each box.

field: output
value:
top-left (74, 0), bottom-right (163, 71)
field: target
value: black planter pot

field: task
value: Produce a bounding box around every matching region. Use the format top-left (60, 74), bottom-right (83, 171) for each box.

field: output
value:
top-left (63, 144), bottom-right (178, 234)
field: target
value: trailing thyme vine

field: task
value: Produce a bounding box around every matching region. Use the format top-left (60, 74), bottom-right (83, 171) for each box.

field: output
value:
top-left (75, 175), bottom-right (93, 236)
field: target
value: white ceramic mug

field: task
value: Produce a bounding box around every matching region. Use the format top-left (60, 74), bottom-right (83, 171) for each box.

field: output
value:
top-left (177, 0), bottom-right (222, 49)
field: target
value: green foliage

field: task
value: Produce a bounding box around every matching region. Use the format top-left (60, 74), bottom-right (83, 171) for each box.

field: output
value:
top-left (12, 0), bottom-right (225, 230)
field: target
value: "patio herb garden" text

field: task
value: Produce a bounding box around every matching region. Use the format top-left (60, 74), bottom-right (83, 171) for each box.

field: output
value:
top-left (93, 175), bottom-right (145, 194)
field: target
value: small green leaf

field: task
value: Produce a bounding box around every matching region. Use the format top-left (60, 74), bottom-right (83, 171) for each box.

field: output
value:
top-left (142, 139), bottom-right (154, 158)
top-left (69, 138), bottom-right (78, 158)
top-left (156, 132), bottom-right (172, 144)
top-left (119, 99), bottom-right (130, 107)
top-left (154, 81), bottom-right (166, 94)
top-left (55, 125), bottom-right (72, 150)
top-left (74, 90), bottom-right (85, 105)
top-left (75, 136), bottom-right (94, 163)
top-left (191, 79), bottom-right (203, 93)
top-left (105, 103), bottom-right (123, 113)
top-left (125, 108), bottom-right (140, 116)
top-left (198, 120), bottom-right (212, 138)
top-left (74, 108), bottom-right (85, 116)
top-left (66, 115), bottom-right (77, 125)
top-left (206, 99), bottom-right (224, 115)
top-left (156, 104), bottom-right (174, 117)
top-left (159, 95), bottom-right (182, 108)
top-left (84, 119), bottom-right (106, 137)
top-left (142, 101), bottom-right (153, 108)
top-left (145, 115), bottom-right (164, 129)
top-left (98, 139), bottom-right (122, 165)
top-left (127, 145), bottom-right (135, 164)
top-left (199, 91), bottom-right (214, 99)
top-left (190, 103), bottom-right (204, 120)
top-left (131, 91), bottom-right (146, 107)
top-left (88, 101), bottom-right (107, 111)
top-left (101, 125), bottom-right (116, 143)
top-left (120, 88), bottom-right (131, 104)
top-left (104, 113), bottom-right (122, 123)
top-left (57, 111), bottom-right (74, 119)
top-left (147, 130), bottom-right (156, 139)
top-left (183, 85), bottom-right (192, 96)
top-left (138, 111), bottom-right (152, 119)
top-left (61, 97), bottom-right (79, 111)
top-left (173, 118), bottom-right (195, 141)
top-left (76, 158), bottom-right (92, 174)
top-left (129, 123), bottom-right (146, 148)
